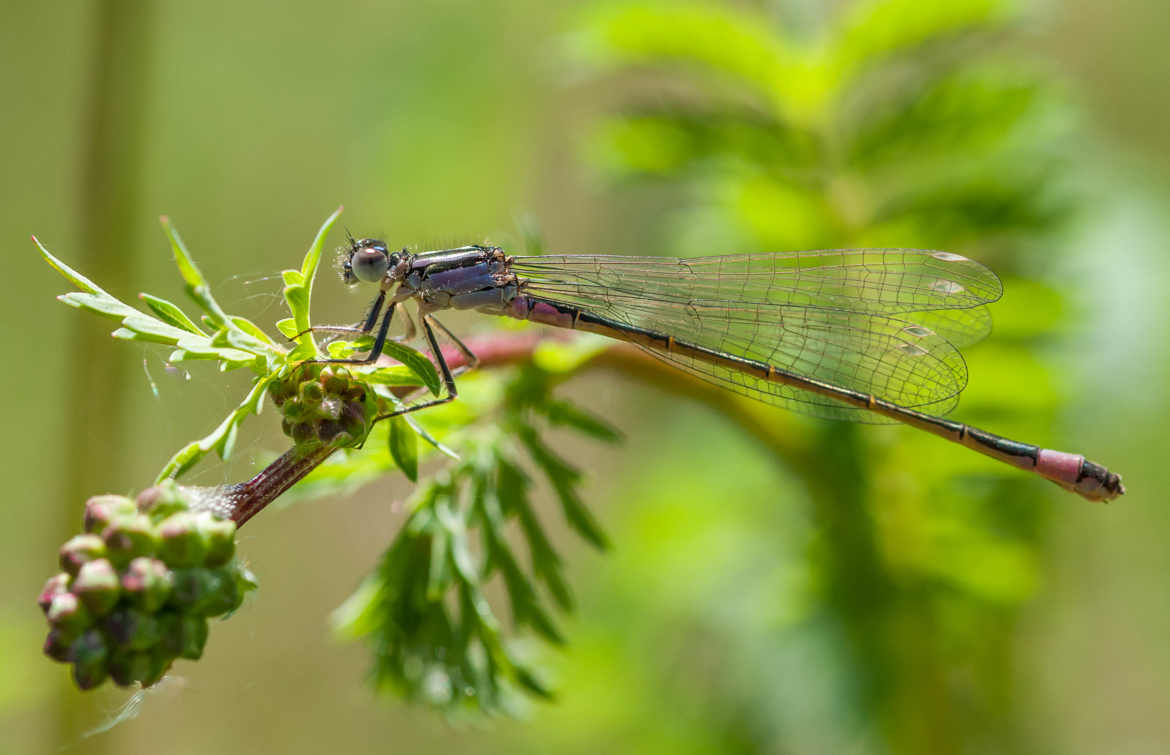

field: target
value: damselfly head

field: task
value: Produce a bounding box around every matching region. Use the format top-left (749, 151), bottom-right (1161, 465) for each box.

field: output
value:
top-left (339, 238), bottom-right (400, 286)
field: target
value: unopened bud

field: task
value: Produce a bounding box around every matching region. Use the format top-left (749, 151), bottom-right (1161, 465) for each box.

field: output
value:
top-left (73, 559), bottom-right (121, 617)
top-left (37, 573), bottom-right (71, 615)
top-left (102, 514), bottom-right (158, 567)
top-left (157, 513), bottom-right (207, 567)
top-left (199, 569), bottom-right (240, 617)
top-left (168, 568), bottom-right (213, 611)
top-left (108, 650), bottom-right (153, 687)
top-left (121, 557), bottom-right (173, 612)
top-left (299, 380), bottom-right (324, 404)
top-left (70, 629), bottom-right (109, 690)
top-left (199, 515), bottom-right (236, 567)
top-left (135, 480), bottom-right (191, 522)
top-left (59, 534), bottom-right (106, 576)
top-left (103, 606), bottom-right (161, 651)
top-left (83, 495), bottom-right (136, 534)
top-left (43, 627), bottom-right (73, 662)
top-left (46, 592), bottom-right (91, 636)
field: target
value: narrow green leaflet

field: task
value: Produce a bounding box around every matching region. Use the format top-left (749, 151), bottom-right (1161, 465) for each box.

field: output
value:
top-left (517, 424), bottom-right (609, 550)
top-left (138, 293), bottom-right (208, 336)
top-left (388, 415), bottom-right (419, 482)
top-left (35, 237), bottom-right (259, 368)
top-left (283, 206), bottom-right (343, 356)
top-left (161, 217), bottom-right (283, 364)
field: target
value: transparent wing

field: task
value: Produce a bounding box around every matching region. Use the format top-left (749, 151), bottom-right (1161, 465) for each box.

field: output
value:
top-left (511, 249), bottom-right (998, 421)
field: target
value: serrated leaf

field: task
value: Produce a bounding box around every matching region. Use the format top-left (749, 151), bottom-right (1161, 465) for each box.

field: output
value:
top-left (388, 415), bottom-right (419, 482)
top-left (137, 293), bottom-right (208, 335)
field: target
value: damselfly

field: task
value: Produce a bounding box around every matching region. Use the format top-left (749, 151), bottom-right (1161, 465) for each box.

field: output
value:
top-left (299, 238), bottom-right (1124, 502)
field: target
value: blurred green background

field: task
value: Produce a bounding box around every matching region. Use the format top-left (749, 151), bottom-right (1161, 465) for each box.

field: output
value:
top-left (3, 0), bottom-right (1168, 752)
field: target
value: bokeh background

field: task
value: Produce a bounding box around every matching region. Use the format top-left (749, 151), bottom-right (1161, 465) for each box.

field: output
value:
top-left (3, 1), bottom-right (1168, 753)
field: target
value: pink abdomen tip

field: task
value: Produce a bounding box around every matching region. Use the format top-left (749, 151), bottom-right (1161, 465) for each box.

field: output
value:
top-left (1035, 449), bottom-right (1084, 483)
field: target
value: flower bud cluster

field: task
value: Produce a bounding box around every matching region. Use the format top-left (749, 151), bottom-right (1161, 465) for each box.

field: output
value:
top-left (268, 365), bottom-right (376, 448)
top-left (39, 483), bottom-right (256, 690)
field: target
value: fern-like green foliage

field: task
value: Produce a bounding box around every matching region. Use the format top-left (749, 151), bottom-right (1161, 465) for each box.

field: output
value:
top-left (39, 209), bottom-right (619, 714)
top-left (569, 0), bottom-right (1080, 750)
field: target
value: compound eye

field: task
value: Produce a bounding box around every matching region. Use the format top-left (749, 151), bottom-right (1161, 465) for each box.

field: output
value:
top-left (351, 245), bottom-right (388, 283)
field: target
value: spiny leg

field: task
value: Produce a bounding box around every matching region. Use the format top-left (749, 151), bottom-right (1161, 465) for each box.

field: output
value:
top-left (301, 302), bottom-right (397, 366)
top-left (373, 314), bottom-right (462, 421)
top-left (290, 290), bottom-right (385, 342)
top-left (428, 314), bottom-right (479, 372)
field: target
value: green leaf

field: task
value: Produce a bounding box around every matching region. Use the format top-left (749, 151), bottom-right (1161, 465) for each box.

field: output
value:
top-left (378, 341), bottom-right (442, 397)
top-left (43, 247), bottom-right (258, 367)
top-left (137, 293), bottom-right (208, 336)
top-left (230, 316), bottom-right (277, 346)
top-left (496, 456), bottom-right (574, 610)
top-left (518, 426), bottom-right (608, 550)
top-left (388, 415), bottom-right (419, 482)
top-left (160, 216), bottom-right (232, 330)
top-left (275, 317), bottom-right (299, 339)
top-left (542, 399), bottom-right (622, 443)
top-left (283, 206), bottom-right (344, 353)
top-left (34, 235), bottom-right (112, 296)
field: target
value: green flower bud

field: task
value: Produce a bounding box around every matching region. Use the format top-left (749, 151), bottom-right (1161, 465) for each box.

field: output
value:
top-left (37, 573), bottom-right (71, 615)
top-left (291, 420), bottom-right (316, 445)
top-left (160, 611), bottom-right (209, 660)
top-left (157, 513), bottom-right (207, 568)
top-left (82, 495), bottom-right (136, 534)
top-left (43, 627), bottom-right (74, 662)
top-left (108, 650), bottom-right (153, 687)
top-left (168, 568), bottom-right (213, 611)
top-left (282, 398), bottom-right (309, 421)
top-left (59, 534), bottom-right (106, 577)
top-left (73, 559), bottom-right (121, 617)
top-left (299, 380), bottom-right (324, 405)
top-left (135, 480), bottom-right (192, 522)
top-left (103, 606), bottom-right (161, 652)
top-left (46, 592), bottom-right (91, 636)
top-left (267, 378), bottom-right (294, 406)
top-left (102, 514), bottom-right (158, 567)
top-left (198, 514), bottom-right (236, 567)
top-left (321, 367), bottom-right (351, 394)
top-left (71, 629), bottom-right (109, 690)
top-left (199, 569), bottom-right (240, 617)
top-left (177, 615), bottom-right (209, 660)
top-left (121, 557), bottom-right (173, 612)
top-left (142, 646), bottom-right (176, 687)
